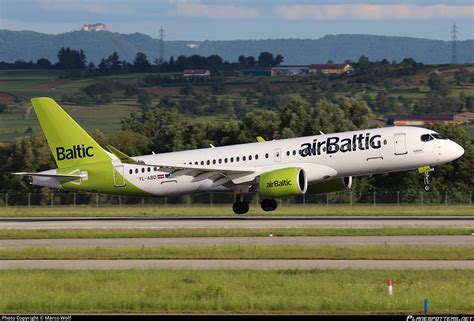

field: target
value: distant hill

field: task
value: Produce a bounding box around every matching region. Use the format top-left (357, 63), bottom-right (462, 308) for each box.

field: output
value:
top-left (0, 30), bottom-right (473, 65)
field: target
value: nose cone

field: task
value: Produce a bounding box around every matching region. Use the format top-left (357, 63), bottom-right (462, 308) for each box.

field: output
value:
top-left (451, 142), bottom-right (464, 160)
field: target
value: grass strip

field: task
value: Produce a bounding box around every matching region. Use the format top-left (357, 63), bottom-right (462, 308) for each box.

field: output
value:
top-left (0, 269), bottom-right (472, 314)
top-left (0, 245), bottom-right (472, 260)
top-left (0, 205), bottom-right (473, 217)
top-left (0, 227), bottom-right (472, 239)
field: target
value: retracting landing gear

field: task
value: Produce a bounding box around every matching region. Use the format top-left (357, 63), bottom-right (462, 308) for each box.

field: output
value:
top-left (418, 166), bottom-right (434, 192)
top-left (232, 193), bottom-right (249, 214)
top-left (261, 198), bottom-right (278, 212)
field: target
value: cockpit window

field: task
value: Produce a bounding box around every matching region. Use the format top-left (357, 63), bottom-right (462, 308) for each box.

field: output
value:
top-left (421, 134), bottom-right (434, 142)
top-left (432, 133), bottom-right (448, 140)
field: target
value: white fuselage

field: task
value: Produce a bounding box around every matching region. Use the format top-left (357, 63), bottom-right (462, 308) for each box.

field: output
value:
top-left (94, 126), bottom-right (463, 197)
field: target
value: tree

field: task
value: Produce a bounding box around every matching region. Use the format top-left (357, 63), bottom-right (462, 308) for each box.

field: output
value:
top-left (137, 90), bottom-right (153, 111)
top-left (454, 66), bottom-right (469, 85)
top-left (243, 110), bottom-right (280, 140)
top-left (274, 54), bottom-right (284, 66)
top-left (133, 52), bottom-right (151, 72)
top-left (36, 58), bottom-right (51, 69)
top-left (257, 52), bottom-right (274, 67)
top-left (0, 103), bottom-right (7, 113)
top-left (56, 47), bottom-right (86, 69)
top-left (428, 73), bottom-right (449, 96)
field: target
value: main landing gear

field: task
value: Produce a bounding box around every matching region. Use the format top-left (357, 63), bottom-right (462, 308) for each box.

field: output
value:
top-left (232, 193), bottom-right (249, 214)
top-left (260, 198), bottom-right (278, 212)
top-left (231, 197), bottom-right (278, 214)
top-left (419, 166), bottom-right (434, 192)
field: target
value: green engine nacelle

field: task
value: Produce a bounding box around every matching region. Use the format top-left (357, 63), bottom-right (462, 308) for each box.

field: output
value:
top-left (259, 167), bottom-right (307, 198)
top-left (306, 177), bottom-right (352, 194)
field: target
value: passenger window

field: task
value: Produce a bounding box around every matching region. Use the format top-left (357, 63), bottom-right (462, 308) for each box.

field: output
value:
top-left (201, 161), bottom-right (204, 165)
top-left (207, 160), bottom-right (210, 165)
top-left (249, 155), bottom-right (253, 160)
top-left (255, 154), bottom-right (258, 160)
top-left (213, 160), bottom-right (216, 165)
top-left (286, 151), bottom-right (290, 156)
top-left (293, 150), bottom-right (296, 155)
top-left (236, 157), bottom-right (240, 162)
top-left (135, 169), bottom-right (138, 174)
top-left (141, 168), bottom-right (145, 173)
top-left (224, 158), bottom-right (228, 163)
top-left (147, 167), bottom-right (151, 172)
top-left (154, 167), bottom-right (158, 171)
top-left (219, 159), bottom-right (222, 164)
top-left (230, 157), bottom-right (234, 162)
top-left (243, 156), bottom-right (246, 161)
top-left (421, 134), bottom-right (434, 142)
top-left (129, 169), bottom-right (133, 175)
top-left (266, 153), bottom-right (269, 158)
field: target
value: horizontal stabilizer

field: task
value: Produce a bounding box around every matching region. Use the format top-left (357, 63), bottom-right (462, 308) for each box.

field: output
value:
top-left (11, 172), bottom-right (86, 179)
top-left (106, 145), bottom-right (138, 164)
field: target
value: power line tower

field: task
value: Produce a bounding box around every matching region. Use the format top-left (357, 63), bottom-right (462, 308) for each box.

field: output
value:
top-left (159, 26), bottom-right (165, 64)
top-left (451, 22), bottom-right (458, 64)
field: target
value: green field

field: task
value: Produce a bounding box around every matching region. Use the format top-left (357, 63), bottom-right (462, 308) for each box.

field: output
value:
top-left (0, 245), bottom-right (472, 260)
top-left (1, 227), bottom-right (471, 239)
top-left (0, 205), bottom-right (472, 217)
top-left (0, 269), bottom-right (471, 314)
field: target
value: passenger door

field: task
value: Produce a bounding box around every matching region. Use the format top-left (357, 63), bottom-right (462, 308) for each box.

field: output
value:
top-left (113, 165), bottom-right (126, 187)
top-left (394, 133), bottom-right (407, 155)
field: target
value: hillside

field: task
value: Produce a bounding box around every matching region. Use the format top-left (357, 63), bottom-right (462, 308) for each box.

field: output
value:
top-left (0, 30), bottom-right (473, 65)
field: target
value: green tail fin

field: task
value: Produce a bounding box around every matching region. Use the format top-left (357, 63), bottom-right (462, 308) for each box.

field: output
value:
top-left (31, 97), bottom-right (110, 168)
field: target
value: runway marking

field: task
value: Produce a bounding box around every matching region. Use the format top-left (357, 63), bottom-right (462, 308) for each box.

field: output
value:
top-left (1, 259), bottom-right (472, 269)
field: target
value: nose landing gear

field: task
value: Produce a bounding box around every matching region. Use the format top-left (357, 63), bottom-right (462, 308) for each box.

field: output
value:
top-left (419, 166), bottom-right (434, 192)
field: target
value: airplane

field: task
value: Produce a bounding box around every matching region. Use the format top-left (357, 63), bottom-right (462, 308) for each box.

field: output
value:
top-left (13, 97), bottom-right (464, 214)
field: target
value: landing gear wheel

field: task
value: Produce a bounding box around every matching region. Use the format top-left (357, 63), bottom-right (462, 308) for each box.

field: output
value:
top-left (232, 201), bottom-right (249, 214)
top-left (424, 184), bottom-right (433, 192)
top-left (261, 198), bottom-right (278, 212)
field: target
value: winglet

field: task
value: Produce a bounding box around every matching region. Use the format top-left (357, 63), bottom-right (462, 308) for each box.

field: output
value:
top-left (256, 136), bottom-right (265, 142)
top-left (106, 145), bottom-right (138, 164)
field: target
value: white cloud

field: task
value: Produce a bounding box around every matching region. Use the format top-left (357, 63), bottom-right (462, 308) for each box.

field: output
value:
top-left (175, 0), bottom-right (259, 19)
top-left (37, 0), bottom-right (130, 14)
top-left (274, 4), bottom-right (474, 20)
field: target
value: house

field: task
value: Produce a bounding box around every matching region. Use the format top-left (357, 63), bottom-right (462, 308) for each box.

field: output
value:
top-left (81, 23), bottom-right (107, 32)
top-left (453, 112), bottom-right (474, 124)
top-left (308, 64), bottom-right (354, 75)
top-left (271, 65), bottom-right (309, 76)
top-left (183, 69), bottom-right (211, 78)
top-left (385, 114), bottom-right (454, 126)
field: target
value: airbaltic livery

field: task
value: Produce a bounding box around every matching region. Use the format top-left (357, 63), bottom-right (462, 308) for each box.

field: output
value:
top-left (14, 98), bottom-right (465, 214)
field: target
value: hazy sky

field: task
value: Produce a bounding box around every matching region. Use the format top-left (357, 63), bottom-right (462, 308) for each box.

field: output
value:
top-left (1, 0), bottom-right (473, 40)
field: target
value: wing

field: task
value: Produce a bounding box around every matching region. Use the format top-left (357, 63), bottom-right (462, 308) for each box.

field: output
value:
top-left (141, 162), bottom-right (256, 186)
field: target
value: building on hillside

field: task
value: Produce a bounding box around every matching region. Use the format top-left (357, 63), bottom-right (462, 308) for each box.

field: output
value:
top-left (183, 69), bottom-right (211, 79)
top-left (308, 64), bottom-right (354, 75)
top-left (385, 114), bottom-right (455, 126)
top-left (271, 65), bottom-right (309, 76)
top-left (81, 23), bottom-right (107, 32)
top-left (453, 112), bottom-right (474, 124)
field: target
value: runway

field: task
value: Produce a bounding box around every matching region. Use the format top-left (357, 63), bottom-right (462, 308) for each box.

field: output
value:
top-left (1, 259), bottom-right (472, 269)
top-left (1, 216), bottom-right (473, 229)
top-left (0, 235), bottom-right (472, 247)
